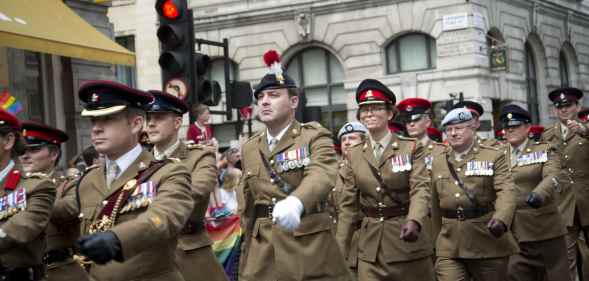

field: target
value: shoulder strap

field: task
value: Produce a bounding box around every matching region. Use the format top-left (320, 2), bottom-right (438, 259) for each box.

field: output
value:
top-left (258, 150), bottom-right (293, 194)
top-left (445, 154), bottom-right (477, 206)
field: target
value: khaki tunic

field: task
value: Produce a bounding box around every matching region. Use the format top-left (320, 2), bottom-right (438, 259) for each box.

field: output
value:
top-left (169, 142), bottom-right (228, 281)
top-left (239, 121), bottom-right (349, 281)
top-left (0, 172), bottom-right (55, 269)
top-left (541, 122), bottom-right (589, 228)
top-left (59, 149), bottom-right (194, 281)
top-left (336, 135), bottom-right (433, 265)
top-left (46, 175), bottom-right (89, 281)
top-left (430, 142), bottom-right (519, 259)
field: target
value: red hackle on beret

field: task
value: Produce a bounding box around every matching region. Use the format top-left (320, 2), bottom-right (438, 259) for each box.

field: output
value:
top-left (263, 50), bottom-right (281, 67)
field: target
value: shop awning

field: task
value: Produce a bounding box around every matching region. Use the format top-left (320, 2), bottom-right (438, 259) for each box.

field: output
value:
top-left (0, 0), bottom-right (134, 66)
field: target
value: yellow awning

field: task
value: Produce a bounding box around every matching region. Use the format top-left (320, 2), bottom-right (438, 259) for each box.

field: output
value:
top-left (0, 0), bottom-right (134, 66)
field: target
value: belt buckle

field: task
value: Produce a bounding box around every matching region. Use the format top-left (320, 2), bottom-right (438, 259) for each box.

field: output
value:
top-left (456, 207), bottom-right (465, 221)
top-left (377, 207), bottom-right (384, 222)
top-left (267, 204), bottom-right (274, 219)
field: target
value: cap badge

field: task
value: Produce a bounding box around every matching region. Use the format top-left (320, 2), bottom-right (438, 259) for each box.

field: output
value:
top-left (22, 129), bottom-right (27, 137)
top-left (91, 93), bottom-right (100, 103)
top-left (276, 74), bottom-right (285, 84)
top-left (458, 112), bottom-right (466, 120)
top-left (507, 113), bottom-right (513, 119)
top-left (366, 90), bottom-right (373, 98)
top-left (560, 93), bottom-right (566, 100)
top-left (406, 105), bottom-right (413, 112)
top-left (345, 123), bottom-right (354, 133)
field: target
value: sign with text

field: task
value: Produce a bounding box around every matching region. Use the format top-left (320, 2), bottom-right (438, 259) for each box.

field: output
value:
top-left (443, 13), bottom-right (469, 31)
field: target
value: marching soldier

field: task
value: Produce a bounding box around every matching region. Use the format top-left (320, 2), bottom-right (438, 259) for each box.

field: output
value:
top-left (452, 101), bottom-right (499, 147)
top-left (0, 110), bottom-right (56, 281)
top-left (55, 80), bottom-right (194, 281)
top-left (238, 50), bottom-right (349, 281)
top-left (19, 121), bottom-right (89, 281)
top-left (541, 87), bottom-right (589, 281)
top-left (499, 105), bottom-right (569, 281)
top-left (336, 79), bottom-right (434, 280)
top-left (331, 122), bottom-right (368, 280)
top-left (431, 108), bottom-right (518, 281)
top-left (145, 90), bottom-right (228, 281)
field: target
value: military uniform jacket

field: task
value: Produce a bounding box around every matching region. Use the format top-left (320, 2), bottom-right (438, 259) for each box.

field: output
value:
top-left (239, 121), bottom-right (348, 281)
top-left (327, 160), bottom-right (349, 225)
top-left (62, 149), bottom-right (193, 281)
top-left (430, 141), bottom-right (519, 258)
top-left (542, 121), bottom-right (589, 227)
top-left (336, 134), bottom-right (433, 264)
top-left (47, 174), bottom-right (80, 253)
top-left (508, 140), bottom-right (566, 242)
top-left (0, 170), bottom-right (56, 268)
top-left (170, 142), bottom-right (217, 251)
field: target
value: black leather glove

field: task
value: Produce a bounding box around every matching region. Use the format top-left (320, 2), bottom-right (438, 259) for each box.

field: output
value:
top-left (487, 218), bottom-right (507, 238)
top-left (78, 231), bottom-right (122, 264)
top-left (400, 220), bottom-right (421, 242)
top-left (526, 192), bottom-right (544, 208)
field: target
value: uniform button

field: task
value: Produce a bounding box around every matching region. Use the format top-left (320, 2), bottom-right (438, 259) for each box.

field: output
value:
top-left (332, 188), bottom-right (336, 192)
top-left (456, 168), bottom-right (461, 172)
top-left (379, 217), bottom-right (384, 222)
top-left (376, 187), bottom-right (381, 192)
top-left (270, 179), bottom-right (275, 183)
top-left (102, 200), bottom-right (108, 206)
top-left (378, 172), bottom-right (382, 176)
top-left (454, 181), bottom-right (459, 185)
top-left (378, 202), bottom-right (385, 207)
top-left (247, 171), bottom-right (252, 176)
top-left (571, 181), bottom-right (575, 184)
top-left (438, 175), bottom-right (442, 179)
top-left (565, 155), bottom-right (569, 159)
top-left (270, 160), bottom-right (275, 165)
top-left (564, 142), bottom-right (567, 146)
top-left (455, 193), bottom-right (461, 198)
top-left (569, 168), bottom-right (574, 173)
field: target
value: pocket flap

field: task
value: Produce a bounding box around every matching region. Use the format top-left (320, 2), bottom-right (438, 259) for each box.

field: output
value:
top-left (293, 212), bottom-right (332, 237)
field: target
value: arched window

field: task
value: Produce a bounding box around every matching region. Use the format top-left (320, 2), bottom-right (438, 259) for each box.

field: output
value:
top-left (285, 47), bottom-right (346, 133)
top-left (560, 51), bottom-right (569, 87)
top-left (386, 33), bottom-right (437, 73)
top-left (524, 42), bottom-right (540, 124)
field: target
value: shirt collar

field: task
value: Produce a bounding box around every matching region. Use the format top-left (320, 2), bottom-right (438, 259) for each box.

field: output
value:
top-left (266, 122), bottom-right (293, 145)
top-left (0, 160), bottom-right (15, 183)
top-left (106, 144), bottom-right (142, 178)
top-left (512, 138), bottom-right (528, 153)
top-left (369, 130), bottom-right (392, 149)
top-left (153, 139), bottom-right (180, 161)
top-left (454, 139), bottom-right (475, 161)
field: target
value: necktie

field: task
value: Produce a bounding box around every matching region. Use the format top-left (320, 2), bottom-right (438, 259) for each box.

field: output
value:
top-left (106, 162), bottom-right (120, 189)
top-left (562, 126), bottom-right (569, 140)
top-left (268, 138), bottom-right (278, 152)
top-left (511, 147), bottom-right (519, 168)
top-left (374, 143), bottom-right (383, 161)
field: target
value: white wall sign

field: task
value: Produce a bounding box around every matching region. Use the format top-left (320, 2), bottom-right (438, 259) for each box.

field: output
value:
top-left (443, 13), bottom-right (469, 31)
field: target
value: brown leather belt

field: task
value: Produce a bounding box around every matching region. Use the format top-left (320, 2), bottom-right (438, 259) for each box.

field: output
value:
top-left (43, 248), bottom-right (74, 265)
top-left (181, 221), bottom-right (205, 235)
top-left (441, 207), bottom-right (493, 221)
top-left (361, 204), bottom-right (409, 219)
top-left (254, 203), bottom-right (324, 219)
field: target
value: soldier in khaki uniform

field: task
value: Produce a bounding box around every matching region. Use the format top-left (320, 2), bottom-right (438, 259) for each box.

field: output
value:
top-left (498, 105), bottom-right (569, 281)
top-left (541, 87), bottom-right (589, 281)
top-left (337, 79), bottom-right (434, 281)
top-left (452, 101), bottom-right (500, 147)
top-left (0, 109), bottom-right (56, 280)
top-left (239, 50), bottom-right (349, 281)
top-left (54, 81), bottom-right (194, 281)
top-left (431, 108), bottom-right (518, 281)
top-left (19, 121), bottom-right (89, 281)
top-left (331, 122), bottom-right (368, 280)
top-left (145, 90), bottom-right (228, 281)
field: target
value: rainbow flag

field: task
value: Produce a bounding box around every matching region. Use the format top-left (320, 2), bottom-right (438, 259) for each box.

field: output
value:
top-left (207, 212), bottom-right (242, 281)
top-left (0, 90), bottom-right (23, 115)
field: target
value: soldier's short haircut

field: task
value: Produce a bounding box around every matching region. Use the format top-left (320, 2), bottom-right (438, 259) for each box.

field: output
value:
top-left (287, 88), bottom-right (299, 97)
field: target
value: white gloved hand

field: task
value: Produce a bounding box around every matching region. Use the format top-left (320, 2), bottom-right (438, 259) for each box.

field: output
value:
top-left (271, 196), bottom-right (304, 232)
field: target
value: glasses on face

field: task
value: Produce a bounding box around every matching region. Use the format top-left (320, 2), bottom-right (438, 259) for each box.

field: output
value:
top-left (358, 105), bottom-right (387, 116)
top-left (444, 124), bottom-right (470, 134)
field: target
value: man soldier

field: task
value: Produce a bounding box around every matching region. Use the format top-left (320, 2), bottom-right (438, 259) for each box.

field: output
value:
top-left (55, 81), bottom-right (194, 281)
top-left (499, 105), bottom-right (569, 281)
top-left (541, 87), bottom-right (589, 281)
top-left (19, 121), bottom-right (89, 281)
top-left (337, 79), bottom-right (434, 280)
top-left (452, 100), bottom-right (499, 146)
top-left (431, 108), bottom-right (518, 281)
top-left (0, 110), bottom-right (56, 281)
top-left (238, 50), bottom-right (349, 280)
top-left (145, 90), bottom-right (228, 281)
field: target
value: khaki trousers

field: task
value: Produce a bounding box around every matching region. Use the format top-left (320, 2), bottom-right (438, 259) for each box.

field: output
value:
top-left (358, 256), bottom-right (434, 281)
top-left (436, 256), bottom-right (508, 281)
top-left (508, 236), bottom-right (570, 281)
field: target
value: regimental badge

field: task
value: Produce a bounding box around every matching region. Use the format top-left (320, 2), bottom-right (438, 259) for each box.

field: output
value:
top-left (406, 105), bottom-right (413, 112)
top-left (516, 150), bottom-right (548, 166)
top-left (424, 155), bottom-right (433, 171)
top-left (0, 187), bottom-right (26, 221)
top-left (120, 181), bottom-right (156, 214)
top-left (391, 154), bottom-right (412, 173)
top-left (507, 113), bottom-right (513, 120)
top-left (465, 160), bottom-right (494, 176)
top-left (91, 93), bottom-right (100, 103)
top-left (276, 146), bottom-right (311, 173)
top-left (366, 90), bottom-right (374, 98)
top-left (560, 93), bottom-right (566, 100)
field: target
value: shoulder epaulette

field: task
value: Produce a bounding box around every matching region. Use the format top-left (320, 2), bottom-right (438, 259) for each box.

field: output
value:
top-left (479, 144), bottom-right (500, 151)
top-left (185, 142), bottom-right (205, 150)
top-left (85, 164), bottom-right (100, 172)
top-left (24, 172), bottom-right (49, 179)
top-left (167, 157), bottom-right (181, 163)
top-left (397, 135), bottom-right (417, 142)
top-left (244, 131), bottom-right (264, 144)
top-left (301, 122), bottom-right (322, 129)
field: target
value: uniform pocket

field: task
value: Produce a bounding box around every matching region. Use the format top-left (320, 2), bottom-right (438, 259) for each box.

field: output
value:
top-left (293, 213), bottom-right (332, 237)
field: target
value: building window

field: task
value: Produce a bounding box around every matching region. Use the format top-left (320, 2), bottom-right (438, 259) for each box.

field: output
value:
top-left (115, 36), bottom-right (136, 87)
top-left (285, 47), bottom-right (346, 134)
top-left (560, 51), bottom-right (569, 87)
top-left (386, 33), bottom-right (437, 74)
top-left (525, 42), bottom-right (539, 124)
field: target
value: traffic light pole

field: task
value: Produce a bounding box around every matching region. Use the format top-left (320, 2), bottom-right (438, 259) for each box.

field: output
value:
top-left (195, 38), bottom-right (232, 120)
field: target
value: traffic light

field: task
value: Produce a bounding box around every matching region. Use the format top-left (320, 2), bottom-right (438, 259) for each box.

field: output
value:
top-left (155, 0), bottom-right (194, 101)
top-left (194, 53), bottom-right (221, 106)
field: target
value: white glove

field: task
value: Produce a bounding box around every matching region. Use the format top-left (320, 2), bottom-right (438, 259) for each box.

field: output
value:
top-left (272, 196), bottom-right (304, 232)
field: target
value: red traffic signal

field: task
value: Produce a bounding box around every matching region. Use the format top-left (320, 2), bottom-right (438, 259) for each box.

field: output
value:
top-left (156, 0), bottom-right (182, 20)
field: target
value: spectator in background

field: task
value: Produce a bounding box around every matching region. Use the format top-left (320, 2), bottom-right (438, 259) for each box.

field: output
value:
top-left (187, 104), bottom-right (215, 145)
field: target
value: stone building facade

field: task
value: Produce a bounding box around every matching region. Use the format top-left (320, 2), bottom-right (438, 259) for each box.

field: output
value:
top-left (108, 0), bottom-right (589, 143)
